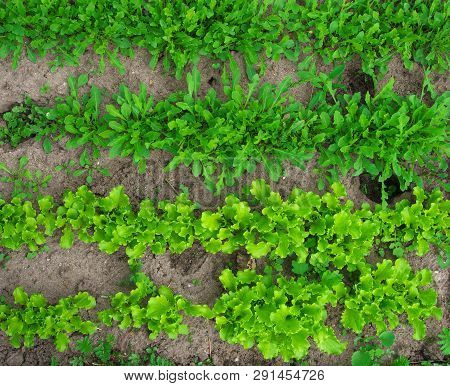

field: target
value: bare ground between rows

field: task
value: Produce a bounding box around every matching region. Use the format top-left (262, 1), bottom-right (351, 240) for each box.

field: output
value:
top-left (0, 51), bottom-right (449, 366)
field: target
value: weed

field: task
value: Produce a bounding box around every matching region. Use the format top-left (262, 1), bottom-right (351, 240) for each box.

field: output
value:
top-left (68, 335), bottom-right (173, 366)
top-left (0, 252), bottom-right (11, 269)
top-left (351, 332), bottom-right (396, 366)
top-left (0, 97), bottom-right (53, 150)
top-left (55, 149), bottom-right (109, 186)
top-left (0, 156), bottom-right (52, 200)
top-left (39, 83), bottom-right (50, 95)
top-left (26, 245), bottom-right (49, 260)
top-left (195, 356), bottom-right (214, 366)
top-left (438, 328), bottom-right (450, 356)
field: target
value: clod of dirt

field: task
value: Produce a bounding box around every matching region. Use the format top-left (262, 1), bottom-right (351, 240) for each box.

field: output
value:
top-left (169, 248), bottom-right (209, 275)
top-left (6, 350), bottom-right (25, 365)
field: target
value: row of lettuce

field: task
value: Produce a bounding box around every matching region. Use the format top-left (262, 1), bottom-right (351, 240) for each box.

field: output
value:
top-left (0, 0), bottom-right (448, 79)
top-left (1, 180), bottom-right (448, 270)
top-left (0, 180), bottom-right (448, 361)
top-left (1, 66), bottom-right (449, 199)
top-left (0, 260), bottom-right (441, 362)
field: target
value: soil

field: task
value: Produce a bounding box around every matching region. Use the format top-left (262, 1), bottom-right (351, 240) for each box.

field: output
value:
top-left (358, 173), bottom-right (403, 204)
top-left (341, 58), bottom-right (375, 97)
top-left (0, 51), bottom-right (448, 366)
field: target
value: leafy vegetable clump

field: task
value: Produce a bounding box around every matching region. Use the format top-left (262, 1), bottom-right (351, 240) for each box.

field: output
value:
top-left (2, 71), bottom-right (448, 198)
top-left (0, 181), bottom-right (446, 361)
top-left (0, 181), bottom-right (448, 271)
top-left (98, 273), bottom-right (212, 340)
top-left (0, 1), bottom-right (447, 77)
top-left (342, 259), bottom-right (442, 340)
top-left (0, 194), bottom-right (56, 251)
top-left (0, 97), bottom-right (52, 148)
top-left (0, 287), bottom-right (96, 351)
top-left (313, 81), bottom-right (450, 198)
top-left (213, 268), bottom-right (347, 361)
top-left (214, 258), bottom-right (441, 361)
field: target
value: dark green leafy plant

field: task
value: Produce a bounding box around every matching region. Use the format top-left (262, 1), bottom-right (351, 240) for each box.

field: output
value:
top-left (53, 74), bottom-right (105, 152)
top-left (2, 70), bottom-right (448, 198)
top-left (160, 64), bottom-right (313, 192)
top-left (144, 347), bottom-right (174, 366)
top-left (39, 83), bottom-right (50, 95)
top-left (67, 334), bottom-right (173, 366)
top-left (195, 356), bottom-right (214, 366)
top-left (101, 83), bottom-right (166, 174)
top-left (70, 334), bottom-right (114, 366)
top-left (391, 356), bottom-right (411, 366)
top-left (25, 244), bottom-right (49, 261)
top-left (313, 81), bottom-right (450, 200)
top-left (0, 0), bottom-right (447, 78)
top-left (0, 97), bottom-right (52, 150)
top-left (0, 252), bottom-right (10, 269)
top-left (420, 360), bottom-right (447, 366)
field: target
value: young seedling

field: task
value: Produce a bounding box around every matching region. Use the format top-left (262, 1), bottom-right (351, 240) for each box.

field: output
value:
top-left (68, 335), bottom-right (173, 366)
top-left (438, 328), bottom-right (450, 357)
top-left (0, 156), bottom-right (52, 200)
top-left (55, 149), bottom-right (109, 186)
top-left (26, 245), bottom-right (50, 260)
top-left (351, 332), bottom-right (395, 366)
top-left (0, 252), bottom-right (11, 269)
top-left (39, 83), bottom-right (51, 95)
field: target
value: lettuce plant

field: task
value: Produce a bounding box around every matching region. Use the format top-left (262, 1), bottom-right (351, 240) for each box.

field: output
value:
top-left (342, 259), bottom-right (442, 340)
top-left (0, 195), bottom-right (56, 251)
top-left (98, 273), bottom-right (212, 340)
top-left (0, 287), bottom-right (96, 351)
top-left (213, 268), bottom-right (347, 361)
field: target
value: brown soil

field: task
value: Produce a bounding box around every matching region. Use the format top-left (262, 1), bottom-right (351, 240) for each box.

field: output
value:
top-left (341, 57), bottom-right (375, 96)
top-left (0, 51), bottom-right (448, 366)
